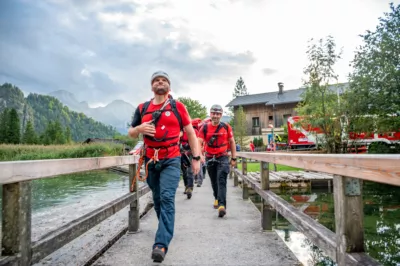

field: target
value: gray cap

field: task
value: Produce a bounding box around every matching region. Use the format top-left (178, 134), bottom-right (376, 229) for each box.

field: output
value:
top-left (151, 71), bottom-right (170, 84)
top-left (210, 104), bottom-right (223, 113)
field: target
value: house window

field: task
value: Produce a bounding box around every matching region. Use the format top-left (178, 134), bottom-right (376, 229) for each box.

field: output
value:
top-left (252, 117), bottom-right (260, 127)
top-left (268, 116), bottom-right (273, 121)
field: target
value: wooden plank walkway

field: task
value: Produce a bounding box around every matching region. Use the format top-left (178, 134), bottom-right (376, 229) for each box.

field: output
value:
top-left (241, 171), bottom-right (333, 188)
top-left (94, 176), bottom-right (300, 265)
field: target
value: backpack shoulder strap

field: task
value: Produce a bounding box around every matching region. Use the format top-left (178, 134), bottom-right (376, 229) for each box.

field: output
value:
top-left (170, 98), bottom-right (183, 131)
top-left (203, 122), bottom-right (208, 137)
top-left (140, 101), bottom-right (151, 118)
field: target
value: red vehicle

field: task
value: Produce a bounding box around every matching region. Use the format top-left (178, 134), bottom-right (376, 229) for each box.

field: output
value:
top-left (287, 116), bottom-right (400, 153)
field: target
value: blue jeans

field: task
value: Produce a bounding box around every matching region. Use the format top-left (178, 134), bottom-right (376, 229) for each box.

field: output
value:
top-left (146, 157), bottom-right (181, 253)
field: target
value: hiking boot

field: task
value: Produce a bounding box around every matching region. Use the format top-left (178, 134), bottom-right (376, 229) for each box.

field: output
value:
top-left (218, 206), bottom-right (226, 218)
top-left (186, 187), bottom-right (193, 199)
top-left (151, 246), bottom-right (166, 263)
top-left (213, 199), bottom-right (218, 209)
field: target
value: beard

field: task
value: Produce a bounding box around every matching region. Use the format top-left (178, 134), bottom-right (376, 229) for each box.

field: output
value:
top-left (155, 88), bottom-right (168, 95)
top-left (211, 117), bottom-right (220, 123)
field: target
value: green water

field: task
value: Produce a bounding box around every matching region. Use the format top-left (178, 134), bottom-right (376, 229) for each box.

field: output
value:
top-left (1, 170), bottom-right (129, 212)
top-left (1, 171), bottom-right (399, 265)
top-left (251, 182), bottom-right (400, 266)
top-left (0, 170), bottom-right (131, 240)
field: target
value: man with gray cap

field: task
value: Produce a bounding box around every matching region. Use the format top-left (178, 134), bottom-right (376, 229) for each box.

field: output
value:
top-left (198, 104), bottom-right (237, 218)
top-left (129, 71), bottom-right (201, 263)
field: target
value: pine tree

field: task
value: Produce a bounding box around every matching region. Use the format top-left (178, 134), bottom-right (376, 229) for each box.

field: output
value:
top-left (232, 77), bottom-right (249, 98)
top-left (65, 126), bottom-right (72, 143)
top-left (0, 108), bottom-right (9, 143)
top-left (8, 108), bottom-right (21, 144)
top-left (23, 120), bottom-right (38, 144)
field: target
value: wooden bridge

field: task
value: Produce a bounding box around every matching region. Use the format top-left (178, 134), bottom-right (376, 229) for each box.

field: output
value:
top-left (0, 152), bottom-right (399, 265)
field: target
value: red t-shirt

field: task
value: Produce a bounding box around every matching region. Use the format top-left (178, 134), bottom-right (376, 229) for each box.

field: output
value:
top-left (198, 122), bottom-right (233, 156)
top-left (135, 99), bottom-right (191, 159)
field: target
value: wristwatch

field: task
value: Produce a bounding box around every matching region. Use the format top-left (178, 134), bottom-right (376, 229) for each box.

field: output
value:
top-left (192, 155), bottom-right (201, 161)
top-left (231, 158), bottom-right (237, 161)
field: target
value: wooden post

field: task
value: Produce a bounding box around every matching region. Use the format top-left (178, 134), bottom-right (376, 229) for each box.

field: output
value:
top-left (261, 161), bottom-right (272, 230)
top-left (229, 166), bottom-right (233, 179)
top-left (333, 175), bottom-right (364, 265)
top-left (128, 163), bottom-right (140, 232)
top-left (242, 157), bottom-right (247, 176)
top-left (2, 181), bottom-right (32, 265)
top-left (233, 169), bottom-right (238, 187)
top-left (242, 182), bottom-right (249, 200)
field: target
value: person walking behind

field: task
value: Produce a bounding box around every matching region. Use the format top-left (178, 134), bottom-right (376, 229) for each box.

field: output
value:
top-left (180, 118), bottom-right (201, 198)
top-left (198, 104), bottom-right (236, 218)
top-left (129, 71), bottom-right (201, 263)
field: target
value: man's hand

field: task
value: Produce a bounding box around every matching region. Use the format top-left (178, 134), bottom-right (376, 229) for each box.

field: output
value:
top-left (192, 159), bottom-right (200, 175)
top-left (200, 154), bottom-right (205, 163)
top-left (230, 158), bottom-right (236, 167)
top-left (138, 121), bottom-right (156, 137)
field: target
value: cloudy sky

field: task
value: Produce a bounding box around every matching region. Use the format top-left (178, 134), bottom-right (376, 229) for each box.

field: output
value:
top-left (0, 0), bottom-right (398, 111)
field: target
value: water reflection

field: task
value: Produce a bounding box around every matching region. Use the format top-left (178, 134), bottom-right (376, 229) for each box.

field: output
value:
top-left (251, 182), bottom-right (400, 266)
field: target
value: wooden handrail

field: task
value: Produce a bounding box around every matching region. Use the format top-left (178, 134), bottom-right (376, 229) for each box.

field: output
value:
top-left (0, 156), bottom-right (139, 184)
top-left (237, 152), bottom-right (400, 186)
top-left (1, 155), bottom-right (145, 266)
top-left (235, 169), bottom-right (379, 265)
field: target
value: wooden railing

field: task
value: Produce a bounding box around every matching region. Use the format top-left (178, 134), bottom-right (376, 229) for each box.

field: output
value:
top-left (233, 152), bottom-right (400, 266)
top-left (0, 156), bottom-right (150, 266)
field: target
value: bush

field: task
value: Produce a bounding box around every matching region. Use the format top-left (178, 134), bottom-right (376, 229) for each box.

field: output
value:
top-left (0, 143), bottom-right (125, 161)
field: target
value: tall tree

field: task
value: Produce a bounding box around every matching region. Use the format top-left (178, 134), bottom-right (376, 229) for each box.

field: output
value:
top-left (65, 126), bottom-right (72, 143)
top-left (0, 108), bottom-right (10, 143)
top-left (232, 77), bottom-right (249, 98)
top-left (233, 106), bottom-right (248, 148)
top-left (8, 108), bottom-right (21, 144)
top-left (22, 120), bottom-right (38, 144)
top-left (229, 77), bottom-right (249, 128)
top-left (345, 3), bottom-right (400, 134)
top-left (296, 36), bottom-right (343, 153)
top-left (177, 97), bottom-right (208, 119)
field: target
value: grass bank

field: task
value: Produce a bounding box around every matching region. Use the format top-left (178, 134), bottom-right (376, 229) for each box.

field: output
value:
top-left (237, 162), bottom-right (301, 172)
top-left (0, 143), bottom-right (125, 161)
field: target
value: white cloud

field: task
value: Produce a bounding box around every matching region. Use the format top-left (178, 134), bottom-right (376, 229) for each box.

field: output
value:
top-left (91, 0), bottom-right (399, 111)
top-left (3, 0), bottom-right (400, 113)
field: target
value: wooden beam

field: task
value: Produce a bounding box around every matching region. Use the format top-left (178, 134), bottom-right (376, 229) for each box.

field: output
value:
top-left (333, 175), bottom-right (365, 265)
top-left (0, 156), bottom-right (139, 184)
top-left (241, 157), bottom-right (247, 176)
top-left (235, 169), bottom-right (380, 265)
top-left (31, 186), bottom-right (150, 264)
top-left (260, 161), bottom-right (272, 230)
top-left (1, 181), bottom-right (32, 266)
top-left (128, 164), bottom-right (140, 232)
top-left (242, 182), bottom-right (249, 200)
top-left (237, 152), bottom-right (400, 186)
top-left (0, 256), bottom-right (18, 266)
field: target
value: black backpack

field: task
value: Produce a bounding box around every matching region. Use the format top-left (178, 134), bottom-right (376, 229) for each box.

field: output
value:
top-left (202, 122), bottom-right (228, 148)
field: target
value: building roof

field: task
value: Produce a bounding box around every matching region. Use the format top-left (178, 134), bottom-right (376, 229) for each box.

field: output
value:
top-left (225, 83), bottom-right (348, 107)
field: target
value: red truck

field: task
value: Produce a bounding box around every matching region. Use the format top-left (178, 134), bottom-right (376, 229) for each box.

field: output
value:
top-left (286, 116), bottom-right (400, 153)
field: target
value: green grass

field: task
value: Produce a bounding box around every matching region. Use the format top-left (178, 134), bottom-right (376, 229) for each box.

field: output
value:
top-left (237, 162), bottom-right (301, 172)
top-left (0, 143), bottom-right (125, 161)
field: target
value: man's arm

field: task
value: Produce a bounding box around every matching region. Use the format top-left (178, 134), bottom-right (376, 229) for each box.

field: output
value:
top-left (185, 124), bottom-right (200, 157)
top-left (128, 106), bottom-right (155, 139)
top-left (229, 137), bottom-right (236, 159)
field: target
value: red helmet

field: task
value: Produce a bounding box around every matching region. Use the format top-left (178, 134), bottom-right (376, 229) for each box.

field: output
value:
top-left (191, 118), bottom-right (202, 129)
